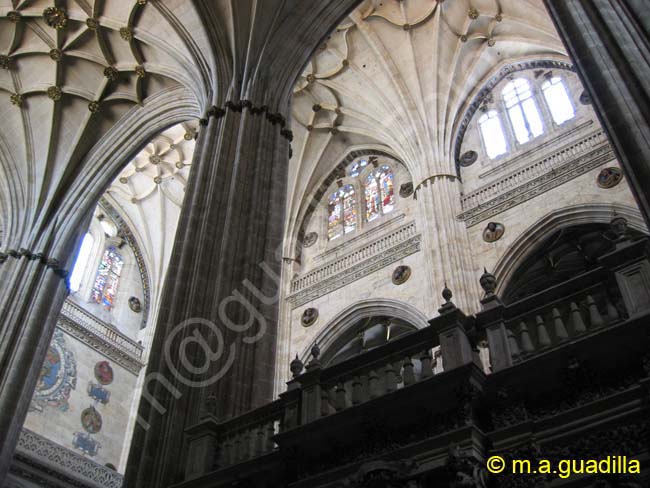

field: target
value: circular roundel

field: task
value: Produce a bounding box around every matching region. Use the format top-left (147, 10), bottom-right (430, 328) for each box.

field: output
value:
top-left (94, 361), bottom-right (114, 385)
top-left (579, 91), bottom-right (591, 105)
top-left (392, 265), bottom-right (412, 285)
top-left (303, 232), bottom-right (318, 248)
top-left (301, 308), bottom-right (319, 327)
top-left (483, 222), bottom-right (505, 243)
top-left (460, 150), bottom-right (478, 167)
top-left (597, 167), bottom-right (623, 189)
top-left (81, 406), bottom-right (103, 434)
top-left (31, 330), bottom-right (76, 412)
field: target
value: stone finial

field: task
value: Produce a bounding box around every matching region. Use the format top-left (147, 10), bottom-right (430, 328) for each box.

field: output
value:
top-left (202, 394), bottom-right (217, 418)
top-left (290, 355), bottom-right (304, 378)
top-left (479, 268), bottom-right (497, 297)
top-left (438, 283), bottom-right (457, 314)
top-left (306, 343), bottom-right (321, 370)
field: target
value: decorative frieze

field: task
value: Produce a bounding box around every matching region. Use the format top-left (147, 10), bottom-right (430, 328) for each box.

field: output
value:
top-left (288, 222), bottom-right (421, 308)
top-left (458, 130), bottom-right (615, 227)
top-left (12, 428), bottom-right (123, 488)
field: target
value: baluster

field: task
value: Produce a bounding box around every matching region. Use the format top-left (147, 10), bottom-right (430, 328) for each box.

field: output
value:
top-left (221, 438), bottom-right (232, 466)
top-left (320, 387), bottom-right (332, 417)
top-left (519, 321), bottom-right (535, 353)
top-left (385, 363), bottom-right (398, 393)
top-left (244, 429), bottom-right (253, 460)
top-left (606, 299), bottom-right (620, 322)
top-left (420, 351), bottom-right (433, 379)
top-left (536, 315), bottom-right (552, 347)
top-left (233, 435), bottom-right (242, 464)
top-left (552, 308), bottom-right (569, 340)
top-left (266, 422), bottom-right (275, 453)
top-left (368, 370), bottom-right (381, 399)
top-left (569, 302), bottom-right (587, 334)
top-left (507, 328), bottom-right (521, 359)
top-left (586, 295), bottom-right (604, 328)
top-left (256, 425), bottom-right (266, 456)
top-left (351, 376), bottom-right (363, 405)
top-left (402, 357), bottom-right (416, 386)
top-left (335, 382), bottom-right (347, 411)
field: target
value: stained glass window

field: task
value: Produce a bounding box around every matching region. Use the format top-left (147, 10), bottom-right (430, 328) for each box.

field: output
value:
top-left (348, 159), bottom-right (369, 177)
top-left (542, 77), bottom-right (575, 125)
top-left (69, 233), bottom-right (94, 292)
top-left (328, 185), bottom-right (357, 240)
top-left (364, 165), bottom-right (394, 222)
top-left (92, 246), bottom-right (124, 310)
top-left (503, 78), bottom-right (544, 144)
top-left (478, 110), bottom-right (508, 159)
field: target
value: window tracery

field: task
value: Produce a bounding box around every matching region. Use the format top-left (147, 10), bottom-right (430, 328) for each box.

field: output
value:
top-left (503, 78), bottom-right (544, 144)
top-left (328, 185), bottom-right (357, 240)
top-left (364, 165), bottom-right (395, 222)
top-left (542, 76), bottom-right (575, 125)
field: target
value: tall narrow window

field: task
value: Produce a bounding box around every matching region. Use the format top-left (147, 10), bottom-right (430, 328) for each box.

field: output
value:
top-left (364, 165), bottom-right (395, 222)
top-left (328, 185), bottom-right (357, 240)
top-left (69, 233), bottom-right (94, 292)
top-left (92, 246), bottom-right (124, 310)
top-left (478, 110), bottom-right (508, 159)
top-left (542, 77), bottom-right (575, 125)
top-left (503, 78), bottom-right (544, 144)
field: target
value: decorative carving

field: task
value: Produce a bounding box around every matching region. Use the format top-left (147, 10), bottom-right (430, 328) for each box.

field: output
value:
top-left (580, 91), bottom-right (591, 105)
top-left (81, 406), bottom-right (103, 434)
top-left (135, 65), bottom-right (147, 78)
top-left (10, 93), bottom-right (23, 107)
top-left (7, 11), bottom-right (21, 22)
top-left (346, 460), bottom-right (415, 487)
top-left (129, 296), bottom-right (142, 313)
top-left (483, 222), bottom-right (505, 243)
top-left (392, 265), bottom-right (412, 285)
top-left (47, 86), bottom-right (62, 101)
top-left (15, 429), bottom-right (121, 487)
top-left (30, 330), bottom-right (77, 413)
top-left (0, 55), bottom-right (13, 70)
top-left (94, 361), bottom-right (114, 385)
top-left (120, 27), bottom-right (133, 41)
top-left (480, 268), bottom-right (497, 297)
top-left (597, 167), bottom-right (623, 188)
top-left (104, 66), bottom-right (119, 81)
top-left (43, 7), bottom-right (68, 29)
top-left (301, 308), bottom-right (319, 327)
top-left (446, 444), bottom-right (488, 488)
top-left (49, 48), bottom-right (63, 61)
top-left (73, 432), bottom-right (101, 456)
top-left (303, 232), bottom-right (318, 248)
top-left (460, 150), bottom-right (478, 167)
top-left (88, 101), bottom-right (101, 113)
top-left (86, 17), bottom-right (99, 30)
top-left (399, 182), bottom-right (414, 198)
top-left (290, 355), bottom-right (304, 378)
top-left (87, 383), bottom-right (110, 404)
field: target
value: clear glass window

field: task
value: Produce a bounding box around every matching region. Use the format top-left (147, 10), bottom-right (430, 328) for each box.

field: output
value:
top-left (478, 110), bottom-right (508, 159)
top-left (69, 233), bottom-right (94, 292)
top-left (542, 77), bottom-right (575, 125)
top-left (503, 78), bottom-right (544, 144)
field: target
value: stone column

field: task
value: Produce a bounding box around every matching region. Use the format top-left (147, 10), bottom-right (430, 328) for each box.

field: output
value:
top-left (0, 229), bottom-right (81, 483)
top-left (124, 98), bottom-right (294, 487)
top-left (415, 176), bottom-right (482, 314)
top-left (544, 0), bottom-right (650, 227)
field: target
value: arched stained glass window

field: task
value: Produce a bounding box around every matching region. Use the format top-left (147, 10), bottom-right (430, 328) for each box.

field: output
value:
top-left (364, 165), bottom-right (395, 222)
top-left (69, 233), bottom-right (94, 293)
top-left (503, 78), bottom-right (544, 144)
top-left (92, 246), bottom-right (124, 310)
top-left (348, 158), bottom-right (369, 177)
top-left (328, 185), bottom-right (357, 240)
top-left (478, 110), bottom-right (508, 159)
top-left (542, 77), bottom-right (575, 125)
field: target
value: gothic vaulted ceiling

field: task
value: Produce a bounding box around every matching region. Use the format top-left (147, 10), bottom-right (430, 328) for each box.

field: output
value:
top-left (287, 0), bottom-right (566, 244)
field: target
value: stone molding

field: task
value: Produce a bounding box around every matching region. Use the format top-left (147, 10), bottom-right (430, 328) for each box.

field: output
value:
top-left (457, 130), bottom-right (614, 227)
top-left (11, 428), bottom-right (123, 488)
top-left (58, 300), bottom-right (144, 375)
top-left (288, 222), bottom-right (421, 308)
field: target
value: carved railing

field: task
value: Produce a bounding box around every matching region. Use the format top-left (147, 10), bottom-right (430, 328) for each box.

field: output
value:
top-left (60, 299), bottom-right (144, 361)
top-left (458, 129), bottom-right (613, 226)
top-left (13, 428), bottom-right (123, 488)
top-left (180, 234), bottom-right (650, 486)
top-left (290, 221), bottom-right (418, 294)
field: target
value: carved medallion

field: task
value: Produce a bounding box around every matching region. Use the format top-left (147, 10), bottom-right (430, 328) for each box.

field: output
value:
top-left (597, 167), bottom-right (623, 189)
top-left (129, 296), bottom-right (142, 313)
top-left (94, 361), bottom-right (114, 385)
top-left (392, 265), bottom-right (412, 285)
top-left (303, 232), bottom-right (318, 248)
top-left (301, 308), bottom-right (319, 327)
top-left (81, 406), bottom-right (103, 434)
top-left (30, 329), bottom-right (77, 413)
top-left (579, 91), bottom-right (591, 105)
top-left (460, 150), bottom-right (478, 167)
top-left (483, 222), bottom-right (505, 243)
top-left (399, 182), bottom-right (414, 198)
